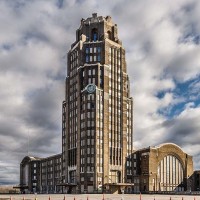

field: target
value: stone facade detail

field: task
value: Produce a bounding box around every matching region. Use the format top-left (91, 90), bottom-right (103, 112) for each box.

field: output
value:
top-left (132, 143), bottom-right (193, 192)
top-left (63, 13), bottom-right (133, 194)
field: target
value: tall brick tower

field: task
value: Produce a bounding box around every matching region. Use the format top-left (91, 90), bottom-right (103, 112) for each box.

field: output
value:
top-left (62, 13), bottom-right (133, 193)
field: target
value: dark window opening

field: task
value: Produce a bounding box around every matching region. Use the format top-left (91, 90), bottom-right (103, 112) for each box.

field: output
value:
top-left (86, 55), bottom-right (89, 63)
top-left (69, 170), bottom-right (76, 183)
top-left (107, 31), bottom-right (112, 40)
top-left (117, 171), bottom-right (121, 183)
top-left (91, 28), bottom-right (98, 42)
top-left (100, 78), bottom-right (103, 89)
top-left (91, 103), bottom-right (95, 109)
top-left (93, 33), bottom-right (97, 41)
top-left (97, 55), bottom-right (101, 62)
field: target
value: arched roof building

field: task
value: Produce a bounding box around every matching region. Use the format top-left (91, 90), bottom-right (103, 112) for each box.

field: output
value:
top-left (19, 154), bottom-right (62, 194)
top-left (19, 156), bottom-right (42, 193)
top-left (132, 143), bottom-right (193, 193)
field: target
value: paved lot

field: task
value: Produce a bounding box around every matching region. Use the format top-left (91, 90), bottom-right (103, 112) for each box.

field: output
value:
top-left (0, 194), bottom-right (199, 200)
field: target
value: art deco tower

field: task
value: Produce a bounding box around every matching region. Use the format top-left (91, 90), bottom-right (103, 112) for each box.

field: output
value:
top-left (62, 13), bottom-right (133, 193)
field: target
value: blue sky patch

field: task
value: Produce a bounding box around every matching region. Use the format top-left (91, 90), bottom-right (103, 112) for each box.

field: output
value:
top-left (56, 0), bottom-right (64, 9)
top-left (157, 75), bottom-right (200, 118)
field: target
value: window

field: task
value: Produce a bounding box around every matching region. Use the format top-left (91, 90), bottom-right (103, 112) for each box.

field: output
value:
top-left (91, 103), bottom-right (95, 109)
top-left (97, 55), bottom-right (101, 62)
top-left (86, 55), bottom-right (89, 63)
top-left (91, 139), bottom-right (94, 145)
top-left (100, 78), bottom-right (103, 85)
top-left (86, 48), bottom-right (89, 54)
top-left (88, 69), bottom-right (91, 75)
top-left (81, 113), bottom-right (85, 120)
top-left (88, 78), bottom-right (91, 84)
top-left (97, 47), bottom-right (101, 53)
top-left (93, 33), bottom-right (97, 41)
top-left (87, 130), bottom-right (90, 136)
top-left (81, 167), bottom-right (84, 172)
top-left (158, 155), bottom-right (184, 191)
top-left (91, 28), bottom-right (98, 41)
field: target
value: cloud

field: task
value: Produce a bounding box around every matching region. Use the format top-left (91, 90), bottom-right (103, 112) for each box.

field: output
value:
top-left (0, 0), bottom-right (200, 184)
top-left (163, 106), bottom-right (200, 144)
top-left (161, 106), bottom-right (200, 169)
top-left (0, 0), bottom-right (67, 184)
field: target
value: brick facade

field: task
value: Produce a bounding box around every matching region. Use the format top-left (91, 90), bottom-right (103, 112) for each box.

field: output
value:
top-left (132, 143), bottom-right (193, 193)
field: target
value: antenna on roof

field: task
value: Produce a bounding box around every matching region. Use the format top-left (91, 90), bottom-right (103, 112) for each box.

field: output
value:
top-left (27, 128), bottom-right (30, 156)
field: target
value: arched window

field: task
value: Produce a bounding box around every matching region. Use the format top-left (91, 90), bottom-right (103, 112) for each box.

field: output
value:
top-left (91, 28), bottom-right (98, 41)
top-left (157, 155), bottom-right (184, 192)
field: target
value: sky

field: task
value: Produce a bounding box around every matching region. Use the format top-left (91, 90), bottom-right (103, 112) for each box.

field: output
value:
top-left (0, 0), bottom-right (200, 185)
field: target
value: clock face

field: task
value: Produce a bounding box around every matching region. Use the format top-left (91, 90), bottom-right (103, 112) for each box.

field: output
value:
top-left (86, 84), bottom-right (96, 94)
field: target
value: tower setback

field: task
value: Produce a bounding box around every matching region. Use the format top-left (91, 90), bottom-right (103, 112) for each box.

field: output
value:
top-left (62, 13), bottom-right (134, 193)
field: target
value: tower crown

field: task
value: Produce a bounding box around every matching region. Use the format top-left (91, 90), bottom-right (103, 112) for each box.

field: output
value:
top-left (73, 13), bottom-right (121, 46)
